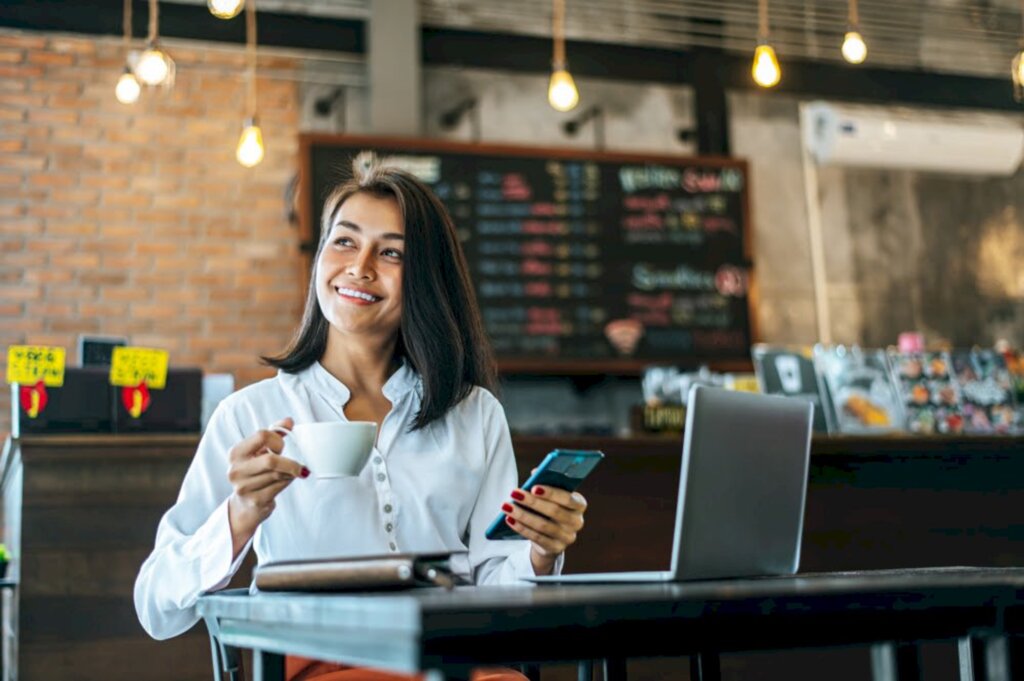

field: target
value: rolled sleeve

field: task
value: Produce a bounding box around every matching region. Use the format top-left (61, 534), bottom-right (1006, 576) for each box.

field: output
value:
top-left (185, 498), bottom-right (253, 595)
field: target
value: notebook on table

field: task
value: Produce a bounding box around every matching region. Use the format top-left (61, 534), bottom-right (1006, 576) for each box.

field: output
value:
top-left (527, 385), bottom-right (814, 584)
top-left (254, 552), bottom-right (468, 592)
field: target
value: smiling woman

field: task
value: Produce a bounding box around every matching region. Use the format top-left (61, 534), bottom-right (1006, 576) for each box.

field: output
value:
top-left (134, 155), bottom-right (590, 681)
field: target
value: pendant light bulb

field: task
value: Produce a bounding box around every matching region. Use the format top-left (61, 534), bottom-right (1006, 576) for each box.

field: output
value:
top-left (1013, 49), bottom-right (1024, 89)
top-left (548, 67), bottom-right (580, 112)
top-left (752, 44), bottom-right (781, 88)
top-left (842, 31), bottom-right (868, 64)
top-left (115, 67), bottom-right (141, 104)
top-left (136, 43), bottom-right (173, 86)
top-left (208, 0), bottom-right (245, 19)
top-left (236, 117), bottom-right (265, 168)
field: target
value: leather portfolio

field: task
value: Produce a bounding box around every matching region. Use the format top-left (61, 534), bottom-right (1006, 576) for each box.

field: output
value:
top-left (253, 552), bottom-right (467, 592)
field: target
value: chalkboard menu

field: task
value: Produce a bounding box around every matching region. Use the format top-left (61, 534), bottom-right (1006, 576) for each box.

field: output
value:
top-left (300, 135), bottom-right (756, 372)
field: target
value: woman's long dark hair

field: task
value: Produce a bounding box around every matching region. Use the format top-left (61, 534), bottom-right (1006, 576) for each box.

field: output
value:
top-left (263, 154), bottom-right (498, 430)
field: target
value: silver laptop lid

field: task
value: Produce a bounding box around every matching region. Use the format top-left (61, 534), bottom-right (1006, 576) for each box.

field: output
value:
top-left (669, 385), bottom-right (814, 580)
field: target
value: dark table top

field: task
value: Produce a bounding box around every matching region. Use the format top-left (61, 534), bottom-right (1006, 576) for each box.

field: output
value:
top-left (199, 567), bottom-right (1024, 672)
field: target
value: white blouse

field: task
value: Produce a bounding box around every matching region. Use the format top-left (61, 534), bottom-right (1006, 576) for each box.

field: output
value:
top-left (135, 361), bottom-right (556, 641)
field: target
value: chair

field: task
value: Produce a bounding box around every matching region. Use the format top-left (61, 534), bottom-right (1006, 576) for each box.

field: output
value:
top-left (203, 588), bottom-right (246, 681)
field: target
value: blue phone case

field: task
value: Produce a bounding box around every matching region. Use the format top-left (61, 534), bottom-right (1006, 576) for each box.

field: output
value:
top-left (484, 449), bottom-right (604, 541)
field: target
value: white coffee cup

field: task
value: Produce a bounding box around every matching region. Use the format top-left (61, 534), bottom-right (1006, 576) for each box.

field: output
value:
top-left (281, 421), bottom-right (377, 478)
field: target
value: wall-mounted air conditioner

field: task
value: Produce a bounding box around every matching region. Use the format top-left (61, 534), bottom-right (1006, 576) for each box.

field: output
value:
top-left (800, 101), bottom-right (1024, 176)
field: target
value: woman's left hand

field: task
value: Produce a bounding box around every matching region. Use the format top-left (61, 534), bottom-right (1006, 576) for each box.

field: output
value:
top-left (501, 484), bottom-right (588, 575)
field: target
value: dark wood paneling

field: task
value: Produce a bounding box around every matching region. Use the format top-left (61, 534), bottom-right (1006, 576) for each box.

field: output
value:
top-left (21, 633), bottom-right (213, 681)
top-left (28, 508), bottom-right (167, 549)
top-left (23, 507), bottom-right (168, 550)
top-left (3, 436), bottom-right (216, 681)
top-left (512, 435), bottom-right (1024, 575)
top-left (21, 596), bottom-right (146, 643)
top-left (20, 549), bottom-right (155, 597)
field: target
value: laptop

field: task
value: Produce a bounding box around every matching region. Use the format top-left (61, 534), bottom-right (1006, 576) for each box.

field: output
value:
top-left (527, 385), bottom-right (814, 584)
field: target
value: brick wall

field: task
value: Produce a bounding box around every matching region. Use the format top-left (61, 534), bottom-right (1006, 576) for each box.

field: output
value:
top-left (0, 31), bottom-right (306, 436)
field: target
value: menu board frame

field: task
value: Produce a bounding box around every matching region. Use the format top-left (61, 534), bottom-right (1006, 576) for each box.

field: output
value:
top-left (299, 134), bottom-right (758, 375)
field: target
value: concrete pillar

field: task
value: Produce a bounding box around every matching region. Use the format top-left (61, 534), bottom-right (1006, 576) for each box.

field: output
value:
top-left (368, 0), bottom-right (421, 135)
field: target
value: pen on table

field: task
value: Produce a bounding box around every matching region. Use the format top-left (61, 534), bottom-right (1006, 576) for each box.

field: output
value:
top-left (415, 563), bottom-right (455, 590)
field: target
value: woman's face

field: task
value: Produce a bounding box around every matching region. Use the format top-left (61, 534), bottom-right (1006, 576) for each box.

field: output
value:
top-left (316, 192), bottom-right (405, 343)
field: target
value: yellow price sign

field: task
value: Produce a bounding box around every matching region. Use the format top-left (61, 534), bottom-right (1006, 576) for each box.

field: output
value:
top-left (727, 374), bottom-right (762, 394)
top-left (6, 345), bottom-right (66, 387)
top-left (109, 347), bottom-right (169, 389)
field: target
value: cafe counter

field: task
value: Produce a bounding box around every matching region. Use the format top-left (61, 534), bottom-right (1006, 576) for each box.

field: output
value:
top-left (1, 432), bottom-right (1022, 680)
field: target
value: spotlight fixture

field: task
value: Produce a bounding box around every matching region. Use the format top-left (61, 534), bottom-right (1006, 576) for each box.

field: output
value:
top-left (439, 97), bottom-right (478, 129)
top-left (438, 97), bottom-right (481, 141)
top-left (314, 87), bottom-right (346, 117)
top-left (562, 105), bottom-right (604, 149)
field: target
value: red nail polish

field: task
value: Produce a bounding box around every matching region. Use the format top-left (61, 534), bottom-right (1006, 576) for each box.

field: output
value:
top-left (533, 486), bottom-right (545, 496)
top-left (507, 517), bottom-right (516, 526)
top-left (300, 467), bottom-right (310, 478)
top-left (511, 490), bottom-right (525, 501)
top-left (501, 503), bottom-right (514, 513)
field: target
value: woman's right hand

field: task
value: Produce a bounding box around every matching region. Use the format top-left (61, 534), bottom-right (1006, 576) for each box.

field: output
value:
top-left (226, 417), bottom-right (308, 555)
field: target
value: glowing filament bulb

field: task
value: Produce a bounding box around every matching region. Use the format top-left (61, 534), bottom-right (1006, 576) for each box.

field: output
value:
top-left (136, 45), bottom-right (173, 86)
top-left (208, 0), bottom-right (245, 19)
top-left (115, 68), bottom-right (141, 104)
top-left (548, 68), bottom-right (580, 112)
top-left (236, 119), bottom-right (265, 167)
top-left (842, 31), bottom-right (868, 64)
top-left (752, 43), bottom-right (781, 88)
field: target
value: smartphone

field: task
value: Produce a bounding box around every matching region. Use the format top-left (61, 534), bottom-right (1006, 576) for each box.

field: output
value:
top-left (484, 449), bottom-right (604, 541)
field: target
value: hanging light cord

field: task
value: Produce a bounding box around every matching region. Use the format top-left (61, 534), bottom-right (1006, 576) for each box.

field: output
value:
top-left (246, 0), bottom-right (258, 115)
top-left (123, 0), bottom-right (132, 48)
top-left (147, 0), bottom-right (158, 43)
top-left (552, 0), bottom-right (565, 68)
top-left (848, 0), bottom-right (859, 29)
top-left (758, 0), bottom-right (769, 42)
